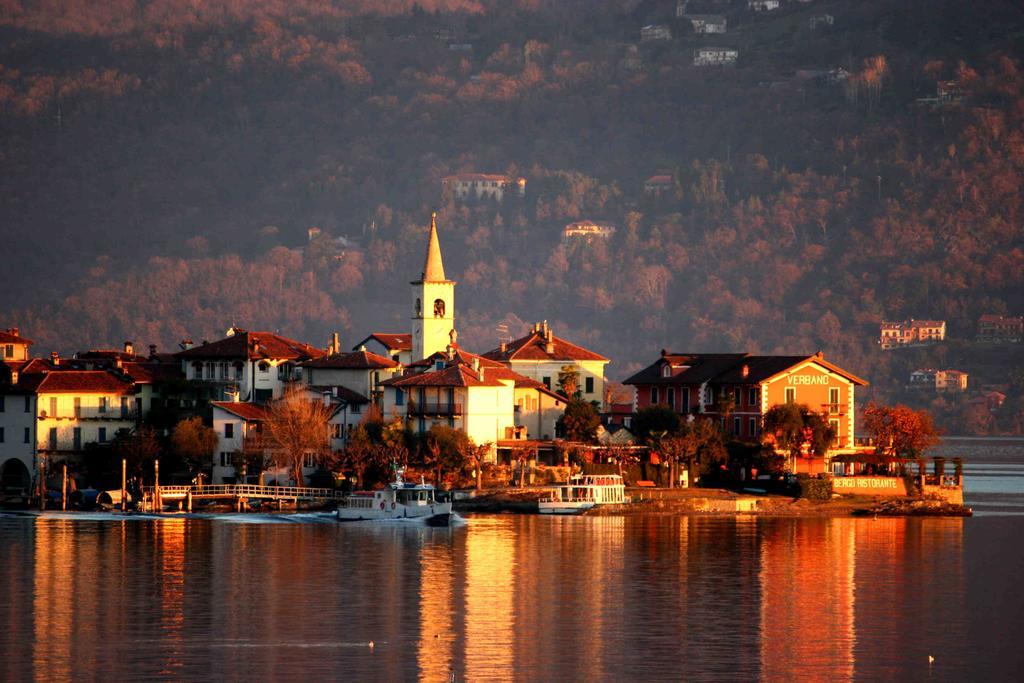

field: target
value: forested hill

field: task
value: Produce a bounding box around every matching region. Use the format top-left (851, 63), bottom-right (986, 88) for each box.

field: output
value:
top-left (2, 0), bottom-right (1023, 427)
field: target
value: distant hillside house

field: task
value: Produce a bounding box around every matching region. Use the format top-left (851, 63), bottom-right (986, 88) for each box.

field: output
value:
top-left (688, 15), bottom-right (727, 34)
top-left (977, 314), bottom-right (1024, 343)
top-left (879, 320), bottom-right (946, 348)
top-left (442, 174), bottom-right (526, 202)
top-left (644, 175), bottom-right (674, 196)
top-left (641, 25), bottom-right (672, 43)
top-left (621, 45), bottom-right (642, 72)
top-left (694, 47), bottom-right (738, 66)
top-left (562, 220), bottom-right (616, 245)
top-left (809, 14), bottom-right (834, 30)
top-left (748, 0), bottom-right (780, 11)
top-left (909, 369), bottom-right (968, 393)
top-left (625, 350), bottom-right (868, 475)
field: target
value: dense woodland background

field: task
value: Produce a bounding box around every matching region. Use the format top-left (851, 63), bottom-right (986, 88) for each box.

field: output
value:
top-left (1, 0), bottom-right (1023, 433)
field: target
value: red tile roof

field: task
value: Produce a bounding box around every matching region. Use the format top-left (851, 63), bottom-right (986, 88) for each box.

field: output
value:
top-left (17, 370), bottom-right (135, 394)
top-left (303, 350), bottom-right (398, 370)
top-left (121, 362), bottom-right (185, 384)
top-left (354, 333), bottom-right (412, 352)
top-left (624, 353), bottom-right (868, 387)
top-left (211, 401), bottom-right (272, 421)
top-left (388, 363), bottom-right (508, 388)
top-left (482, 332), bottom-right (608, 363)
top-left (175, 330), bottom-right (325, 361)
top-left (0, 329), bottom-right (33, 345)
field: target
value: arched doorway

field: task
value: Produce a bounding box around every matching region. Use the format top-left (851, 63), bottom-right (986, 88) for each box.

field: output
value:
top-left (0, 458), bottom-right (32, 492)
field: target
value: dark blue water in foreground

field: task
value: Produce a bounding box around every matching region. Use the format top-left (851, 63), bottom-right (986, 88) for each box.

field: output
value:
top-left (0, 438), bottom-right (1021, 682)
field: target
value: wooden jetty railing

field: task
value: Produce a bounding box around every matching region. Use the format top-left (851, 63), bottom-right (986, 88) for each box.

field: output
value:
top-left (140, 484), bottom-right (346, 511)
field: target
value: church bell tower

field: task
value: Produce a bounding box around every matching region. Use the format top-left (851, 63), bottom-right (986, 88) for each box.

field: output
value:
top-left (411, 213), bottom-right (455, 361)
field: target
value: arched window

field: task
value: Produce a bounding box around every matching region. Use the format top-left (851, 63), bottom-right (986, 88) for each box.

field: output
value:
top-left (433, 299), bottom-right (445, 318)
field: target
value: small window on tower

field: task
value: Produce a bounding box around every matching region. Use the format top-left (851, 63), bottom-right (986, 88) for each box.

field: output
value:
top-left (433, 299), bottom-right (445, 318)
top-left (415, 298), bottom-right (422, 316)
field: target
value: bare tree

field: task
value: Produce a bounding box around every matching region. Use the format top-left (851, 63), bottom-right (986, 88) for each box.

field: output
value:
top-left (264, 388), bottom-right (333, 486)
top-left (458, 438), bottom-right (493, 490)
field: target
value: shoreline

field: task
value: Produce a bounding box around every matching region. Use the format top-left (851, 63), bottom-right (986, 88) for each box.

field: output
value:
top-left (454, 488), bottom-right (973, 518)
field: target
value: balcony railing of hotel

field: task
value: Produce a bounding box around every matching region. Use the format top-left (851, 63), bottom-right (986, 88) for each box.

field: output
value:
top-left (40, 407), bottom-right (139, 420)
top-left (407, 400), bottom-right (463, 416)
top-left (822, 403), bottom-right (847, 414)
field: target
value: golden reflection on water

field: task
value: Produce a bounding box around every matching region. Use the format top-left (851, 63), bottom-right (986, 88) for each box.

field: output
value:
top-left (154, 519), bottom-right (187, 678)
top-left (418, 539), bottom-right (455, 682)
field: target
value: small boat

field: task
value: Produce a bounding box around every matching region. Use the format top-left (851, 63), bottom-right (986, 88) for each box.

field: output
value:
top-left (336, 470), bottom-right (453, 526)
top-left (538, 474), bottom-right (627, 515)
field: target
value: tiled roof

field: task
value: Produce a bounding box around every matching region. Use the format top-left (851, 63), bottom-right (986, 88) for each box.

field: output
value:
top-left (623, 353), bottom-right (747, 384)
top-left (211, 401), bottom-right (272, 421)
top-left (0, 329), bottom-right (32, 345)
top-left (410, 348), bottom-right (505, 370)
top-left (175, 330), bottom-right (324, 361)
top-left (354, 333), bottom-right (412, 352)
top-left (18, 370), bottom-right (135, 395)
top-left (387, 363), bottom-right (507, 388)
top-left (307, 385), bottom-right (370, 404)
top-left (76, 350), bottom-right (148, 362)
top-left (121, 362), bottom-right (185, 384)
top-left (482, 332), bottom-right (608, 363)
top-left (303, 350), bottom-right (398, 370)
top-left (645, 175), bottom-right (672, 184)
top-left (624, 352), bottom-right (868, 387)
top-left (308, 385), bottom-right (370, 405)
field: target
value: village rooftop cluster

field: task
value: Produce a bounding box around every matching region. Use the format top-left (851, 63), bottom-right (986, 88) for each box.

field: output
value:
top-left (0, 216), bottom-right (907, 502)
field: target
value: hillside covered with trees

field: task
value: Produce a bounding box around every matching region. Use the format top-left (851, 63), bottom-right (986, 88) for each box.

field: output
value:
top-left (2, 0), bottom-right (1023, 432)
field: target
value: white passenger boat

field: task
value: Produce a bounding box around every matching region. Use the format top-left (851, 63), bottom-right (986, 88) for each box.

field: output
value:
top-left (538, 474), bottom-right (627, 515)
top-left (336, 470), bottom-right (453, 526)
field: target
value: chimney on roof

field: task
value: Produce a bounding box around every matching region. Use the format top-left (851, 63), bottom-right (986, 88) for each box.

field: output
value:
top-left (816, 350), bottom-right (824, 359)
top-left (10, 327), bottom-right (19, 337)
top-left (124, 341), bottom-right (134, 356)
top-left (332, 332), bottom-right (340, 355)
top-left (227, 388), bottom-right (239, 403)
top-left (50, 351), bottom-right (60, 366)
top-left (359, 344), bottom-right (367, 352)
top-left (472, 357), bottom-right (483, 381)
top-left (661, 349), bottom-right (668, 357)
top-left (149, 344), bottom-right (157, 359)
top-left (115, 358), bottom-right (123, 370)
top-left (322, 391), bottom-right (331, 407)
top-left (180, 339), bottom-right (193, 350)
top-left (741, 364), bottom-right (749, 379)
top-left (10, 369), bottom-right (18, 385)
top-left (500, 341), bottom-right (507, 353)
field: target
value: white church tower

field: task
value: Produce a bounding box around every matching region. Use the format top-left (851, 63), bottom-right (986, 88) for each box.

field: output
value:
top-left (411, 213), bottom-right (455, 361)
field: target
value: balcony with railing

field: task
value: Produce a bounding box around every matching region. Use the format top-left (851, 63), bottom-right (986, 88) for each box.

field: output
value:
top-left (407, 400), bottom-right (463, 416)
top-left (822, 403), bottom-right (847, 415)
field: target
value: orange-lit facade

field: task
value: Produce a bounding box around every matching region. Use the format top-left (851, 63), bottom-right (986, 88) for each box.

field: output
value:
top-left (624, 351), bottom-right (868, 474)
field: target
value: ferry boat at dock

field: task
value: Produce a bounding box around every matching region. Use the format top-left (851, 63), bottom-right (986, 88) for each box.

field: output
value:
top-left (538, 474), bottom-right (627, 515)
top-left (336, 470), bottom-right (453, 526)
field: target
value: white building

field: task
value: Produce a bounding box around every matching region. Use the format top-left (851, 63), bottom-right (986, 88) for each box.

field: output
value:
top-left (483, 321), bottom-right (610, 409)
top-left (562, 220), bottom-right (616, 245)
top-left (641, 25), bottom-right (672, 43)
top-left (748, 0), bottom-right (780, 11)
top-left (0, 384), bottom-right (36, 499)
top-left (1, 327), bottom-right (32, 362)
top-left (351, 333), bottom-right (412, 365)
top-left (412, 214), bottom-right (456, 363)
top-left (442, 174), bottom-right (526, 201)
top-left (175, 327), bottom-right (324, 403)
top-left (23, 370), bottom-right (137, 462)
top-left (302, 349), bottom-right (401, 407)
top-left (211, 400), bottom-right (271, 484)
top-left (688, 15), bottom-right (727, 34)
top-left (694, 47), bottom-right (739, 66)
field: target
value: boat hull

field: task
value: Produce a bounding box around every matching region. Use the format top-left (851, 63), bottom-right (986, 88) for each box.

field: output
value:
top-left (336, 502), bottom-right (453, 523)
top-left (537, 501), bottom-right (595, 515)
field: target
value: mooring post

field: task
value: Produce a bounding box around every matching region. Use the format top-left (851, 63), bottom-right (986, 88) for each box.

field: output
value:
top-left (38, 457), bottom-right (46, 511)
top-left (154, 458), bottom-right (161, 511)
top-left (61, 464), bottom-right (67, 511)
top-left (121, 457), bottom-right (127, 511)
top-left (186, 490), bottom-right (193, 513)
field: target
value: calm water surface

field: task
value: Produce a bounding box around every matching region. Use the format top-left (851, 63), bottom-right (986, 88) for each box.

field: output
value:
top-left (1, 438), bottom-right (1022, 682)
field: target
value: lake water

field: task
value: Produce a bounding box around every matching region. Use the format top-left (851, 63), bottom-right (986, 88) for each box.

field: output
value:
top-left (1, 438), bottom-right (1022, 682)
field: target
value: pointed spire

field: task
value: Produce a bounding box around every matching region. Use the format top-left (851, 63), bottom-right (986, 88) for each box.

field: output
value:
top-left (422, 211), bottom-right (446, 281)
